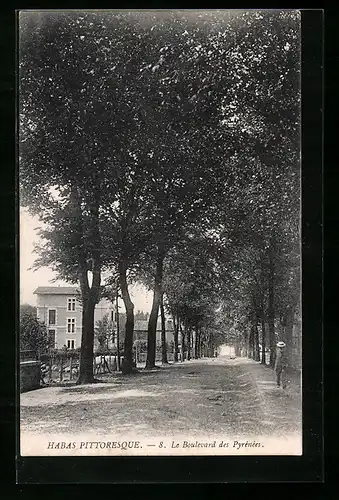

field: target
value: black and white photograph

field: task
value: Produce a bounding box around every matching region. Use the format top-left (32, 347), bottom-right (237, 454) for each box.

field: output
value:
top-left (19, 9), bottom-right (302, 457)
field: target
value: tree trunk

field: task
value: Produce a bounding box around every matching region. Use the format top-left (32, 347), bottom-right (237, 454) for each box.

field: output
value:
top-left (73, 187), bottom-right (102, 385)
top-left (207, 331), bottom-right (213, 357)
top-left (69, 356), bottom-right (73, 381)
top-left (180, 322), bottom-right (186, 361)
top-left (160, 294), bottom-right (168, 364)
top-left (187, 327), bottom-right (191, 361)
top-left (198, 328), bottom-right (203, 358)
top-left (268, 237), bottom-right (276, 368)
top-left (254, 321), bottom-right (260, 362)
top-left (116, 286), bottom-right (121, 371)
top-left (194, 324), bottom-right (199, 359)
top-left (235, 334), bottom-right (241, 357)
top-left (172, 312), bottom-right (179, 362)
top-left (119, 262), bottom-right (134, 374)
top-left (206, 333), bottom-right (209, 357)
top-left (77, 295), bottom-right (96, 384)
top-left (248, 327), bottom-right (254, 359)
top-left (197, 328), bottom-right (200, 358)
top-left (261, 318), bottom-right (266, 365)
top-left (242, 330), bottom-right (248, 357)
top-left (146, 250), bottom-right (165, 369)
top-left (200, 332), bottom-right (204, 357)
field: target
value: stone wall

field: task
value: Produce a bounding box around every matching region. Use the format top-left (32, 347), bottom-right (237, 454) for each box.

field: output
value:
top-left (20, 361), bottom-right (41, 392)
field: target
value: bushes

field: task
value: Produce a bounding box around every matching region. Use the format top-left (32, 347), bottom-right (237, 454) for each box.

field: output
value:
top-left (40, 347), bottom-right (81, 363)
top-left (20, 309), bottom-right (50, 358)
top-left (134, 339), bottom-right (174, 353)
top-left (95, 344), bottom-right (124, 356)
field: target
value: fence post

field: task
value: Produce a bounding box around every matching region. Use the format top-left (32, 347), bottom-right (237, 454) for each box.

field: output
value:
top-left (59, 355), bottom-right (64, 382)
top-left (48, 353), bottom-right (52, 383)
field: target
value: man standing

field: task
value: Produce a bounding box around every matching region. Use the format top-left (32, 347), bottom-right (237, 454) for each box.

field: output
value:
top-left (275, 341), bottom-right (287, 388)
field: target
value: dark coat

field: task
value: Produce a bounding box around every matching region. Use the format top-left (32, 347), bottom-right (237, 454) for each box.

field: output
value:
top-left (275, 348), bottom-right (287, 371)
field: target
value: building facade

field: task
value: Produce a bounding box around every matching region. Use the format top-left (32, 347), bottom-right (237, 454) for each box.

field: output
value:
top-left (34, 286), bottom-right (115, 350)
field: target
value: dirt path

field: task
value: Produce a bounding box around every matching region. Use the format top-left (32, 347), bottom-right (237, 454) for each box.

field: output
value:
top-left (21, 356), bottom-right (301, 439)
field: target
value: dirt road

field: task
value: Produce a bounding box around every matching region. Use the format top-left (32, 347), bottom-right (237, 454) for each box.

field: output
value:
top-left (21, 356), bottom-right (301, 441)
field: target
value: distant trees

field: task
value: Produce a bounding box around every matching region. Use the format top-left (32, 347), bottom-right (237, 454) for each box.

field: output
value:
top-left (20, 304), bottom-right (49, 357)
top-left (20, 303), bottom-right (37, 317)
top-left (20, 10), bottom-right (301, 380)
top-left (94, 314), bottom-right (113, 351)
top-left (135, 310), bottom-right (149, 321)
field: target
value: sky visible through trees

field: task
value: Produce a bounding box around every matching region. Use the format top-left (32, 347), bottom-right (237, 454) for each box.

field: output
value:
top-left (19, 10), bottom-right (301, 382)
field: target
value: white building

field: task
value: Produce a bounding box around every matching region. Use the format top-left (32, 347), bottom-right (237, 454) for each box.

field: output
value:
top-left (34, 286), bottom-right (115, 350)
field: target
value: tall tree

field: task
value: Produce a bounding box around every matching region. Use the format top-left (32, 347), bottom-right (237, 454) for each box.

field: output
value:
top-left (20, 10), bottom-right (300, 379)
top-left (160, 294), bottom-right (168, 364)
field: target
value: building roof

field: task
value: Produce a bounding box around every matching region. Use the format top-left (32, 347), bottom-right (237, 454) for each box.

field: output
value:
top-left (134, 319), bottom-right (174, 332)
top-left (34, 286), bottom-right (80, 295)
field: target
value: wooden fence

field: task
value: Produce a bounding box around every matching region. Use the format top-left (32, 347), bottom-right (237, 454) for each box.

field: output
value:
top-left (40, 353), bottom-right (121, 383)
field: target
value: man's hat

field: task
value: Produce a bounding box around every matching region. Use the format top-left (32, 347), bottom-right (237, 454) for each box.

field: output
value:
top-left (277, 341), bottom-right (286, 348)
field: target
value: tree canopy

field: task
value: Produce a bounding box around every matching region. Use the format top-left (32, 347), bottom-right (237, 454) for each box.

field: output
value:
top-left (20, 10), bottom-right (301, 378)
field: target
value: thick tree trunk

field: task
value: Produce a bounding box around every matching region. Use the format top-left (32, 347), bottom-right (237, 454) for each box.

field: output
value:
top-left (268, 237), bottom-right (276, 368)
top-left (201, 329), bottom-right (204, 357)
top-left (119, 262), bottom-right (134, 374)
top-left (77, 261), bottom-right (101, 384)
top-left (261, 318), bottom-right (266, 365)
top-left (210, 335), bottom-right (214, 358)
top-left (160, 294), bottom-right (168, 364)
top-left (172, 313), bottom-right (179, 362)
top-left (248, 327), bottom-right (254, 359)
top-left (146, 250), bottom-right (165, 369)
top-left (77, 296), bottom-right (96, 384)
top-left (73, 188), bottom-right (102, 385)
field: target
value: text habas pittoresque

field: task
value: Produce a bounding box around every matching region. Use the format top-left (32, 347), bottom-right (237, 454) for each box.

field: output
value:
top-left (47, 439), bottom-right (264, 450)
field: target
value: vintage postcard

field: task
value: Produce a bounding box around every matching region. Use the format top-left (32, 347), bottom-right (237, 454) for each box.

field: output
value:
top-left (19, 9), bottom-right (302, 458)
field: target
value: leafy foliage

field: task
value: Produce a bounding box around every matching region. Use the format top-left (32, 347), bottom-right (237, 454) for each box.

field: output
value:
top-left (20, 306), bottom-right (50, 356)
top-left (94, 313), bottom-right (114, 349)
top-left (19, 10), bottom-right (301, 372)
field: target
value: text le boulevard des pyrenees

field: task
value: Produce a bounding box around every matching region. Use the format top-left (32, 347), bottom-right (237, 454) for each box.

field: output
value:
top-left (47, 439), bottom-right (265, 451)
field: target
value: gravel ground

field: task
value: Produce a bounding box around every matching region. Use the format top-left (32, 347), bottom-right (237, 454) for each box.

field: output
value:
top-left (20, 355), bottom-right (301, 440)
